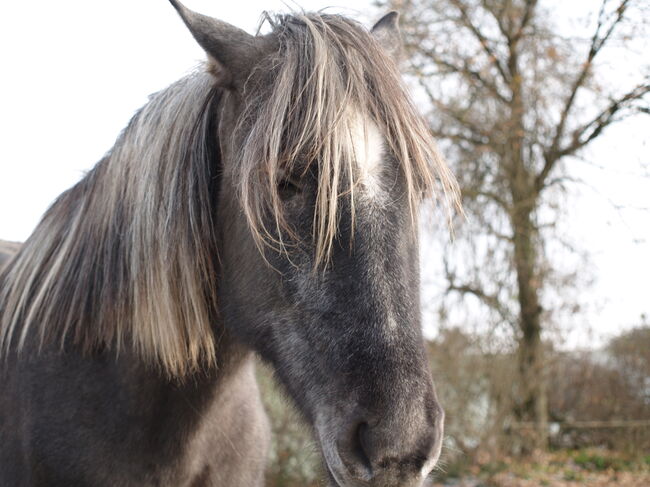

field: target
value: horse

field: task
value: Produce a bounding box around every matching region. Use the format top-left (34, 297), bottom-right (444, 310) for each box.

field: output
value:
top-left (0, 1), bottom-right (460, 486)
top-left (0, 241), bottom-right (19, 271)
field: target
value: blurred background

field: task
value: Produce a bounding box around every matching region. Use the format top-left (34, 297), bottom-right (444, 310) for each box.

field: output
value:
top-left (1, 1), bottom-right (648, 486)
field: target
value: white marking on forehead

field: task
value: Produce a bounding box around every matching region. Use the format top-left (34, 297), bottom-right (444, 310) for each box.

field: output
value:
top-left (349, 114), bottom-right (385, 198)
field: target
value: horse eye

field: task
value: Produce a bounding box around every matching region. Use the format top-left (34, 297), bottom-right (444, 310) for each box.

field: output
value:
top-left (278, 178), bottom-right (302, 200)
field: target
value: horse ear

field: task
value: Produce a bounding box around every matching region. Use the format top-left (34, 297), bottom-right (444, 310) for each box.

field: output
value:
top-left (169, 0), bottom-right (263, 88)
top-left (371, 12), bottom-right (403, 63)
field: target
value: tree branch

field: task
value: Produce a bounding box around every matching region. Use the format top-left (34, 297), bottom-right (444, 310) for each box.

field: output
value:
top-left (512, 0), bottom-right (539, 43)
top-left (537, 81), bottom-right (650, 191)
top-left (449, 0), bottom-right (511, 83)
top-left (417, 77), bottom-right (494, 138)
top-left (480, 0), bottom-right (512, 43)
top-left (447, 282), bottom-right (515, 325)
top-left (559, 83), bottom-right (650, 157)
top-left (430, 128), bottom-right (490, 147)
top-left (546, 0), bottom-right (631, 165)
top-left (417, 49), bottom-right (511, 103)
top-left (462, 187), bottom-right (511, 211)
top-left (442, 253), bottom-right (516, 325)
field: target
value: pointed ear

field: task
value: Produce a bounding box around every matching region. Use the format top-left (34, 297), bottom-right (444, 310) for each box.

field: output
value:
top-left (371, 11), bottom-right (403, 63)
top-left (169, 0), bottom-right (264, 88)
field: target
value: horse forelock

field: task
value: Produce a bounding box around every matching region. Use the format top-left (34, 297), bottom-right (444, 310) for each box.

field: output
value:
top-left (236, 13), bottom-right (460, 265)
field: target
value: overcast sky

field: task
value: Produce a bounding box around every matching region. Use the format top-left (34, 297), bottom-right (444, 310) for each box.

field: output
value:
top-left (0, 0), bottom-right (648, 346)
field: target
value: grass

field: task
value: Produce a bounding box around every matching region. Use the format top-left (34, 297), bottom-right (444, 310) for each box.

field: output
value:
top-left (429, 448), bottom-right (650, 487)
top-left (572, 449), bottom-right (642, 472)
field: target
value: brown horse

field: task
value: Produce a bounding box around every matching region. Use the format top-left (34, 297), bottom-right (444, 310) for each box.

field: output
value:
top-left (0, 2), bottom-right (459, 486)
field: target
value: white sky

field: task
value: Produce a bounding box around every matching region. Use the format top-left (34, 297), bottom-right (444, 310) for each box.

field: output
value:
top-left (0, 1), bottom-right (648, 346)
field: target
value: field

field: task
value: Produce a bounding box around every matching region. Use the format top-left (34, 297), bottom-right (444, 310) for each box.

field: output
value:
top-left (429, 449), bottom-right (650, 487)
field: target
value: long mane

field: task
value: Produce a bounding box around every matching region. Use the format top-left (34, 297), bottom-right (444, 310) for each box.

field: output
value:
top-left (0, 73), bottom-right (221, 377)
top-left (0, 13), bottom-right (459, 377)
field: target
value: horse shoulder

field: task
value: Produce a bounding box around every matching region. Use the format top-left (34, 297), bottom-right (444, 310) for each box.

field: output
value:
top-left (188, 358), bottom-right (271, 487)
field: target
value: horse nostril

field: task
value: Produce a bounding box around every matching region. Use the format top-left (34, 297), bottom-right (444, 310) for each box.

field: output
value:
top-left (334, 420), bottom-right (374, 480)
top-left (343, 419), bottom-right (397, 478)
top-left (355, 421), bottom-right (373, 470)
top-left (357, 420), bottom-right (384, 470)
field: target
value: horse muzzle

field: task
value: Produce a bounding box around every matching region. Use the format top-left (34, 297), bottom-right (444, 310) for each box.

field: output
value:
top-left (317, 398), bottom-right (444, 487)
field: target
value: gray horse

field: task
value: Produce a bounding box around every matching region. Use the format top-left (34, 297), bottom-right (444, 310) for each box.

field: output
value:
top-left (0, 241), bottom-right (19, 271)
top-left (0, 2), bottom-right (459, 486)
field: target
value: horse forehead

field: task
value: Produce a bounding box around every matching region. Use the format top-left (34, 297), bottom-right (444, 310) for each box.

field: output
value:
top-left (349, 115), bottom-right (386, 198)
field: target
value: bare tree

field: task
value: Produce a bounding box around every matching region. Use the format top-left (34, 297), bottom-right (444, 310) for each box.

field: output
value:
top-left (377, 0), bottom-right (650, 450)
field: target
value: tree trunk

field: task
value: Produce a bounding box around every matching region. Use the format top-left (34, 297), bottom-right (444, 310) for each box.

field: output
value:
top-left (511, 203), bottom-right (548, 451)
top-left (507, 42), bottom-right (548, 451)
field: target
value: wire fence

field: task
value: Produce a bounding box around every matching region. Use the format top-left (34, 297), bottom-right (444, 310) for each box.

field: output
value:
top-left (510, 419), bottom-right (650, 429)
top-left (507, 419), bottom-right (650, 452)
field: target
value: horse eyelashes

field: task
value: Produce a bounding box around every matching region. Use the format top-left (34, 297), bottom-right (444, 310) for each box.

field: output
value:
top-left (278, 178), bottom-right (302, 200)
